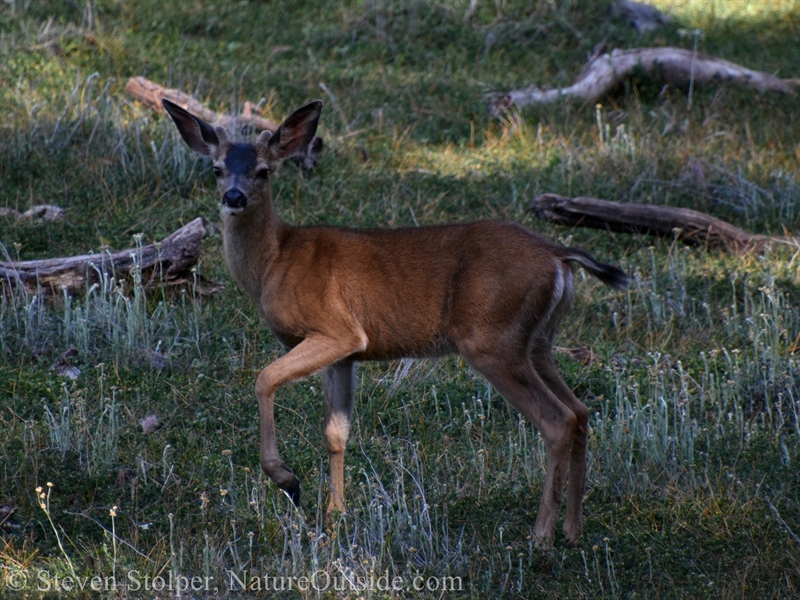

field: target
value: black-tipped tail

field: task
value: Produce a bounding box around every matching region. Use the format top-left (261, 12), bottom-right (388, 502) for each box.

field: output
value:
top-left (560, 247), bottom-right (629, 291)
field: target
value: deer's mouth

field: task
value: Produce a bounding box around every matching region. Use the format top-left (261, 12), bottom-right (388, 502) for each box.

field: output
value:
top-left (221, 204), bottom-right (245, 216)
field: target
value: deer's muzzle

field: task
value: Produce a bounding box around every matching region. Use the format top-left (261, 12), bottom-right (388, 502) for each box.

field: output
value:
top-left (223, 189), bottom-right (247, 209)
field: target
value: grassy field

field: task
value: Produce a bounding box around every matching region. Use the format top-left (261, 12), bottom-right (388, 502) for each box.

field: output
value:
top-left (1, 0), bottom-right (799, 597)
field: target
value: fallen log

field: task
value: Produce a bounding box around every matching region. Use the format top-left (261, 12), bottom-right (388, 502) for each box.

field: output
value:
top-left (0, 204), bottom-right (65, 222)
top-left (125, 76), bottom-right (280, 132)
top-left (0, 217), bottom-right (219, 295)
top-left (491, 47), bottom-right (800, 111)
top-left (611, 0), bottom-right (669, 33)
top-left (125, 77), bottom-right (324, 170)
top-left (529, 194), bottom-right (796, 253)
top-left (0, 505), bottom-right (18, 532)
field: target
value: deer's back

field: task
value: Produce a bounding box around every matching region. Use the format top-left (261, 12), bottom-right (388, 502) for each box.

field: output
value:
top-left (261, 221), bottom-right (565, 360)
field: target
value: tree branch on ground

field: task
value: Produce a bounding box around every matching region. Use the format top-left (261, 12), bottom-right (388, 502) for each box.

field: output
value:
top-left (0, 218), bottom-right (220, 295)
top-left (530, 194), bottom-right (797, 254)
top-left (490, 47), bottom-right (800, 112)
top-left (125, 77), bottom-right (324, 170)
top-left (611, 1), bottom-right (669, 33)
top-left (125, 76), bottom-right (281, 132)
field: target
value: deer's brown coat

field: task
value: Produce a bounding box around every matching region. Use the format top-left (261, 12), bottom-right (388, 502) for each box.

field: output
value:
top-left (163, 98), bottom-right (628, 547)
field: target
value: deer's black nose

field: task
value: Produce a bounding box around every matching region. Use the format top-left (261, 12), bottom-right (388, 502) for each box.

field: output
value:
top-left (223, 189), bottom-right (247, 208)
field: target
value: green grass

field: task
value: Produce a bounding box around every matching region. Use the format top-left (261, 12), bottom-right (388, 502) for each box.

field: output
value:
top-left (1, 0), bottom-right (799, 597)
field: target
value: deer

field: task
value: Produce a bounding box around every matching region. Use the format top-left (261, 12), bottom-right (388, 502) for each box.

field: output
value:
top-left (162, 98), bottom-right (628, 548)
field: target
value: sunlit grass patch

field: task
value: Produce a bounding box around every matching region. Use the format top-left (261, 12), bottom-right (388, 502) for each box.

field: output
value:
top-left (653, 0), bottom-right (800, 21)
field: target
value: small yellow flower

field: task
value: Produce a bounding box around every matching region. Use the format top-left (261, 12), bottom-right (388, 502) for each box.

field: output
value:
top-left (220, 489), bottom-right (229, 497)
top-left (36, 486), bottom-right (43, 494)
top-left (110, 506), bottom-right (118, 517)
top-left (46, 482), bottom-right (54, 488)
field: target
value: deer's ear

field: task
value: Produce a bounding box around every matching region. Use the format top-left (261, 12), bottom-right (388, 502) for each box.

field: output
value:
top-left (162, 99), bottom-right (221, 157)
top-left (265, 101), bottom-right (322, 162)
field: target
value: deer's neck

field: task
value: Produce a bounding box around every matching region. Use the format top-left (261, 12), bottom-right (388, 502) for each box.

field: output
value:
top-left (220, 196), bottom-right (283, 306)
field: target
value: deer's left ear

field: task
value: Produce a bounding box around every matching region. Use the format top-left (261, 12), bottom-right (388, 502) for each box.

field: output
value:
top-left (262, 101), bottom-right (323, 162)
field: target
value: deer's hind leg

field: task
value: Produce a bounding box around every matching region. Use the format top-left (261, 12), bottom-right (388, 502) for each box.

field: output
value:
top-left (462, 345), bottom-right (578, 549)
top-left (530, 344), bottom-right (588, 546)
top-left (527, 263), bottom-right (587, 545)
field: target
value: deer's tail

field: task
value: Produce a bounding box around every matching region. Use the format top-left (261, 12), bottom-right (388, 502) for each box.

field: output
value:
top-left (557, 247), bottom-right (629, 291)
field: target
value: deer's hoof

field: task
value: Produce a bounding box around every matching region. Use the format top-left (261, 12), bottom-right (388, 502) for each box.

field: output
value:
top-left (564, 525), bottom-right (583, 548)
top-left (282, 475), bottom-right (300, 507)
top-left (532, 531), bottom-right (555, 551)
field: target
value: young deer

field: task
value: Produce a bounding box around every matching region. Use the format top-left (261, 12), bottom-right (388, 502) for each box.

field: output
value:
top-left (163, 98), bottom-right (628, 548)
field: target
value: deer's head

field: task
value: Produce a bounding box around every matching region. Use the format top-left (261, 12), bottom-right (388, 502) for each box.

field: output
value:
top-left (162, 99), bottom-right (322, 215)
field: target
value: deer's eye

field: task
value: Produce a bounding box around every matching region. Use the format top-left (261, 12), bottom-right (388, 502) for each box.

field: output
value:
top-left (255, 168), bottom-right (269, 180)
top-left (213, 166), bottom-right (221, 177)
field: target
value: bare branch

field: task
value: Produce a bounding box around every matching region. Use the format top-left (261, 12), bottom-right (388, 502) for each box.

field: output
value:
top-left (126, 77), bottom-right (325, 170)
top-left (125, 76), bottom-right (280, 132)
top-left (766, 498), bottom-right (800, 547)
top-left (530, 194), bottom-right (797, 254)
top-left (0, 218), bottom-right (219, 295)
top-left (491, 47), bottom-right (800, 111)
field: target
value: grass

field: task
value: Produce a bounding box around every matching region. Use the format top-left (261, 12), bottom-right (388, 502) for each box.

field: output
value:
top-left (1, 0), bottom-right (799, 597)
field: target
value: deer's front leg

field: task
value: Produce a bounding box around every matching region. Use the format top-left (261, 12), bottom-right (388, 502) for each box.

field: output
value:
top-left (255, 331), bottom-right (366, 506)
top-left (322, 361), bottom-right (356, 519)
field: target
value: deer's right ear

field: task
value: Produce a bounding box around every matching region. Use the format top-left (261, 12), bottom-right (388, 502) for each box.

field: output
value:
top-left (162, 99), bottom-right (220, 157)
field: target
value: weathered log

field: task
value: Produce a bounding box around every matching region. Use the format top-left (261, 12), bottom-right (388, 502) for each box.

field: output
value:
top-left (491, 47), bottom-right (800, 111)
top-left (530, 194), bottom-right (794, 253)
top-left (0, 217), bottom-right (217, 295)
top-left (554, 345), bottom-right (598, 365)
top-left (0, 204), bottom-right (65, 222)
top-left (611, 1), bottom-right (669, 33)
top-left (125, 76), bottom-right (324, 170)
top-left (0, 505), bottom-right (18, 532)
top-left (125, 76), bottom-right (280, 132)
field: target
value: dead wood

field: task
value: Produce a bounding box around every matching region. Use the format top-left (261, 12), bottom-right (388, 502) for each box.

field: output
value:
top-left (125, 76), bottom-right (280, 132)
top-left (491, 47), bottom-right (800, 111)
top-left (125, 77), bottom-right (324, 170)
top-left (0, 506), bottom-right (18, 532)
top-left (554, 345), bottom-right (598, 365)
top-left (1, 204), bottom-right (65, 222)
top-left (0, 217), bottom-right (219, 295)
top-left (611, 1), bottom-right (669, 33)
top-left (50, 347), bottom-right (81, 379)
top-left (530, 194), bottom-right (796, 253)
